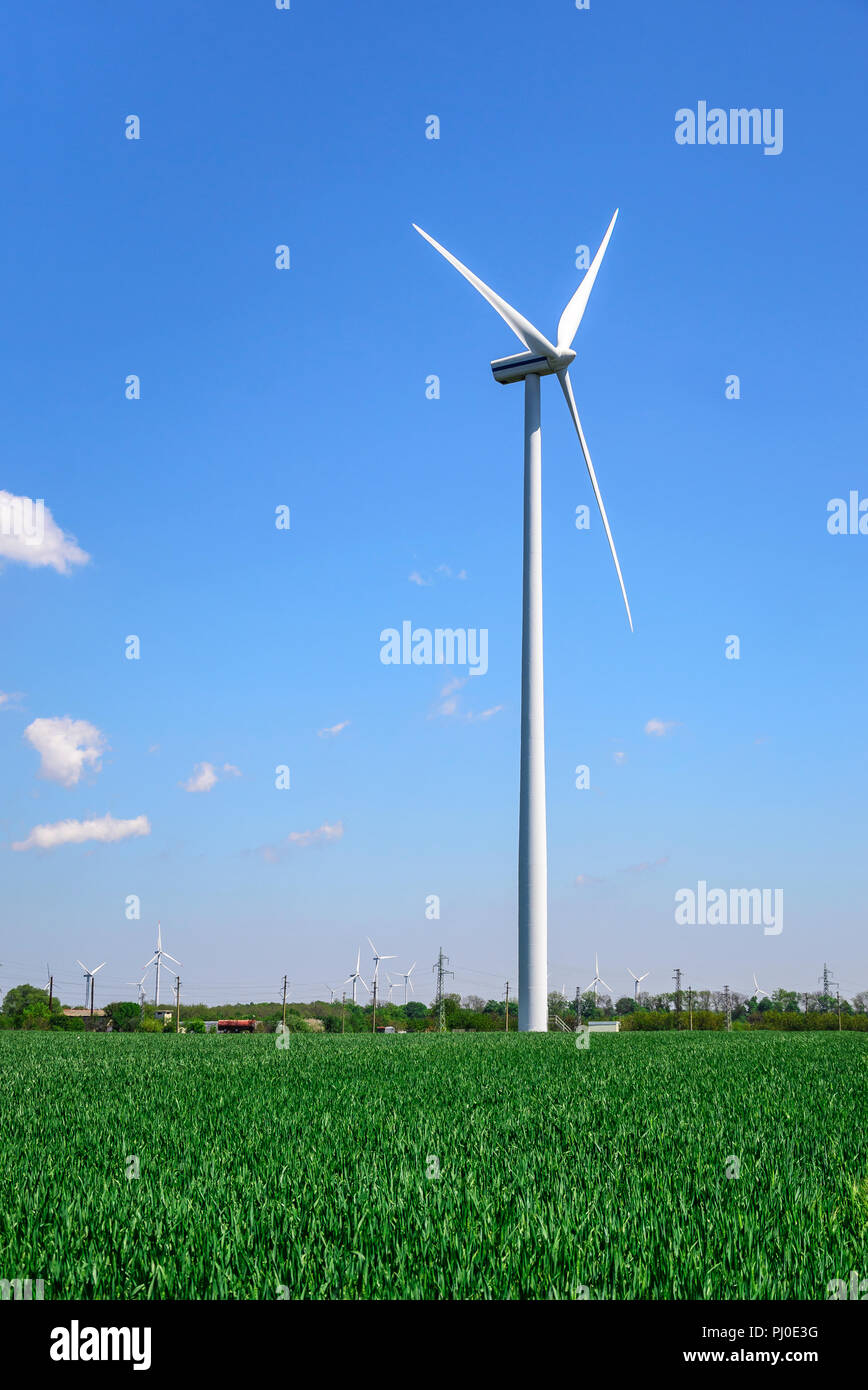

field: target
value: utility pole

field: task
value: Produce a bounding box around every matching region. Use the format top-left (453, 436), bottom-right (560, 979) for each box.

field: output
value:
top-left (504, 980), bottom-right (510, 1032)
top-left (281, 975), bottom-right (288, 1031)
top-left (687, 985), bottom-right (693, 1032)
top-left (433, 947), bottom-right (453, 1033)
top-left (175, 977), bottom-right (181, 1033)
top-left (371, 973), bottom-right (378, 1033)
top-left (822, 962), bottom-right (831, 1007)
top-left (48, 975), bottom-right (53, 1013)
top-left (574, 984), bottom-right (582, 1033)
top-left (723, 984), bottom-right (732, 1033)
top-left (837, 989), bottom-right (842, 1032)
top-left (673, 968), bottom-right (682, 1022)
top-left (89, 974), bottom-right (95, 1025)
top-left (341, 991), bottom-right (346, 1034)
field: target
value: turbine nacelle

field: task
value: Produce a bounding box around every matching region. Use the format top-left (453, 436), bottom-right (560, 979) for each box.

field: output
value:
top-left (491, 348), bottom-right (576, 385)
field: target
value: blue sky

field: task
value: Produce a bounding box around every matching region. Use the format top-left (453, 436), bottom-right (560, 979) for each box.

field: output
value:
top-left (2, 0), bottom-right (867, 1010)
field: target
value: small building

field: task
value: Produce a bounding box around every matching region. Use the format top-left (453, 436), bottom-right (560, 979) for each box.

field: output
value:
top-left (154, 1010), bottom-right (173, 1023)
top-left (61, 1007), bottom-right (111, 1032)
top-left (588, 1020), bottom-right (621, 1033)
top-left (204, 1020), bottom-right (219, 1033)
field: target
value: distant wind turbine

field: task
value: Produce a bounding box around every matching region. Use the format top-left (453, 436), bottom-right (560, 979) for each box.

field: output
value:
top-left (76, 959), bottom-right (105, 1011)
top-left (343, 950), bottom-right (370, 1005)
top-left (753, 973), bottom-right (770, 1002)
top-left (396, 962), bottom-right (417, 1005)
top-left (628, 967), bottom-right (650, 1002)
top-left (143, 922), bottom-right (181, 1009)
top-left (414, 210), bottom-right (631, 1031)
top-left (585, 954), bottom-right (612, 1008)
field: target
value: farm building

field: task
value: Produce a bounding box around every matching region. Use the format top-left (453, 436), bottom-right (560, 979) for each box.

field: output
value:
top-left (588, 1020), bottom-right (621, 1033)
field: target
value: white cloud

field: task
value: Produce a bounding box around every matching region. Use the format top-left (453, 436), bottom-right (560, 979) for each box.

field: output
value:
top-left (469, 705), bottom-right (503, 722)
top-left (624, 855), bottom-right (670, 874)
top-left (0, 691), bottom-right (24, 710)
top-left (410, 565), bottom-right (467, 586)
top-left (430, 677), bottom-right (501, 723)
top-left (0, 492), bottom-right (89, 574)
top-left (317, 721), bottom-right (350, 739)
top-left (613, 750), bottom-right (627, 765)
top-left (24, 716), bottom-right (106, 786)
top-left (287, 821), bottom-right (344, 846)
top-left (222, 763), bottom-right (242, 777)
top-left (12, 812), bottom-right (150, 852)
top-left (644, 718), bottom-right (679, 737)
top-left (181, 762), bottom-right (219, 793)
top-left (262, 821), bottom-right (344, 861)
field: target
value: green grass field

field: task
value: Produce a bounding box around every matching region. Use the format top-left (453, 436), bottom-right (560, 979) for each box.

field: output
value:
top-left (2, 1030), bottom-right (866, 1300)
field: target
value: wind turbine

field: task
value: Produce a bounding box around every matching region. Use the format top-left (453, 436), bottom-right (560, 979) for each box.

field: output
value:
top-left (628, 967), bottom-right (650, 1002)
top-left (414, 211), bottom-right (631, 1032)
top-left (396, 962), bottom-right (416, 1005)
top-left (76, 959), bottom-right (105, 1011)
top-left (367, 937), bottom-right (395, 989)
top-left (126, 976), bottom-right (147, 1008)
top-left (143, 922), bottom-right (181, 1009)
top-left (752, 973), bottom-right (770, 1003)
top-left (343, 950), bottom-right (370, 1005)
top-left (585, 954), bottom-right (612, 1009)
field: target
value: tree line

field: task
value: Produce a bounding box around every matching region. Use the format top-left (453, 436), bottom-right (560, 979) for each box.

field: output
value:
top-left (3, 981), bottom-right (867, 1033)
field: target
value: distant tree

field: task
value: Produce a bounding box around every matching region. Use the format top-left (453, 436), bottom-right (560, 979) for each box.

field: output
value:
top-left (853, 991), bottom-right (868, 1015)
top-left (771, 989), bottom-right (801, 1014)
top-left (21, 1002), bottom-right (51, 1030)
top-left (547, 991), bottom-right (569, 1015)
top-left (105, 1001), bottom-right (141, 1032)
top-left (185, 1018), bottom-right (205, 1033)
top-left (2, 984), bottom-right (61, 1024)
top-left (405, 1001), bottom-right (428, 1019)
top-left (615, 996), bottom-right (636, 1015)
top-left (462, 995), bottom-right (486, 1012)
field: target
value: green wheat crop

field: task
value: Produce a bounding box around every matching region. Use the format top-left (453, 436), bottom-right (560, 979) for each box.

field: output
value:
top-left (1, 1030), bottom-right (865, 1299)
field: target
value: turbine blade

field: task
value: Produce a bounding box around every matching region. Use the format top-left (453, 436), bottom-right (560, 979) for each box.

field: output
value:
top-left (92, 962), bottom-right (106, 975)
top-left (355, 949), bottom-right (361, 974)
top-left (143, 954), bottom-right (158, 969)
top-left (556, 209), bottom-right (618, 353)
top-left (367, 937), bottom-right (377, 956)
top-left (412, 223), bottom-right (558, 359)
top-left (407, 962), bottom-right (416, 975)
top-left (559, 369), bottom-right (633, 631)
top-left (76, 960), bottom-right (87, 971)
top-left (599, 977), bottom-right (612, 992)
top-left (163, 952), bottom-right (182, 966)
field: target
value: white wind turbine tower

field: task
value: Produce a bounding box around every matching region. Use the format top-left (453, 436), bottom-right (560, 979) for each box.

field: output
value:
top-left (628, 967), bottom-right (650, 1002)
top-left (396, 962), bottom-right (416, 1005)
top-left (585, 954), bottom-right (612, 1009)
top-left (343, 950), bottom-right (370, 1005)
top-left (143, 922), bottom-right (181, 1009)
top-left (126, 976), bottom-right (147, 1008)
top-left (368, 937), bottom-right (395, 996)
top-left (414, 211), bottom-right (631, 1032)
top-left (76, 959), bottom-right (105, 1010)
